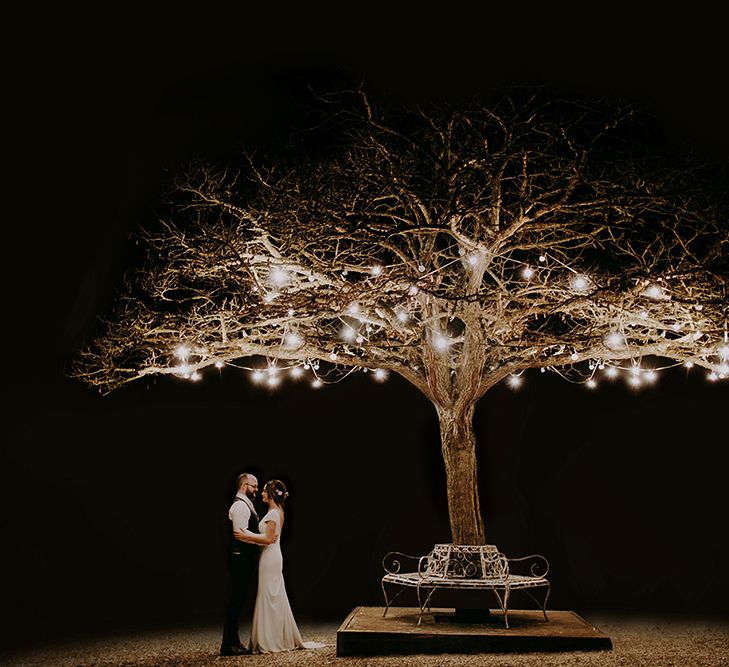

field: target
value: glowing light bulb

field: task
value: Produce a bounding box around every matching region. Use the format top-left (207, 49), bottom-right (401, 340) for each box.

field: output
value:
top-left (645, 370), bottom-right (657, 383)
top-left (605, 331), bottom-right (625, 349)
top-left (340, 326), bottom-right (356, 342)
top-left (329, 352), bottom-right (338, 361)
top-left (418, 264), bottom-right (426, 272)
top-left (251, 370), bottom-right (265, 383)
top-left (263, 292), bottom-right (276, 304)
top-left (267, 375), bottom-right (280, 387)
top-left (269, 267), bottom-right (289, 286)
top-left (191, 372), bottom-right (201, 381)
top-left (397, 310), bottom-right (409, 323)
top-left (644, 284), bottom-right (663, 299)
top-left (348, 302), bottom-right (360, 315)
top-left (287, 308), bottom-right (295, 316)
top-left (708, 372), bottom-right (718, 382)
top-left (356, 335), bottom-right (365, 344)
top-left (539, 255), bottom-right (546, 262)
top-left (408, 285), bottom-right (419, 296)
top-left (586, 379), bottom-right (597, 389)
top-left (605, 367), bottom-right (619, 378)
top-left (215, 361), bottom-right (224, 369)
top-left (284, 333), bottom-right (304, 349)
top-left (570, 352), bottom-right (578, 361)
top-left (433, 334), bottom-right (451, 352)
top-left (371, 264), bottom-right (383, 276)
top-left (290, 366), bottom-right (303, 378)
top-left (507, 375), bottom-right (522, 389)
top-left (522, 266), bottom-right (534, 279)
top-left (640, 310), bottom-right (648, 319)
top-left (684, 361), bottom-right (694, 369)
top-left (373, 368), bottom-right (388, 381)
top-left (718, 345), bottom-right (729, 359)
top-left (572, 274), bottom-right (590, 291)
top-left (629, 375), bottom-right (642, 387)
top-left (312, 378), bottom-right (323, 388)
top-left (176, 345), bottom-right (191, 359)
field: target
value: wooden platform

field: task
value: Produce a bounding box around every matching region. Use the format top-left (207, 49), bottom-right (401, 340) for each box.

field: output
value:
top-left (336, 606), bottom-right (613, 656)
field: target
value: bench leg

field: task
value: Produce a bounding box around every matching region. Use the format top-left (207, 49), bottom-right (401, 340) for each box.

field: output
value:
top-left (522, 584), bottom-right (551, 622)
top-left (541, 583), bottom-right (551, 621)
top-left (381, 580), bottom-right (390, 617)
top-left (417, 585), bottom-right (437, 626)
top-left (489, 588), bottom-right (510, 629)
top-left (422, 587), bottom-right (436, 615)
top-left (381, 581), bottom-right (407, 618)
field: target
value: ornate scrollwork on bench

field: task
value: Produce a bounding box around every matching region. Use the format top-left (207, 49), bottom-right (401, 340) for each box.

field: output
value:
top-left (382, 551), bottom-right (425, 576)
top-left (380, 543), bottom-right (551, 629)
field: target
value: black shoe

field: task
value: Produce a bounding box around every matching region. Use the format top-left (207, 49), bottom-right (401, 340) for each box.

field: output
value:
top-left (220, 644), bottom-right (251, 656)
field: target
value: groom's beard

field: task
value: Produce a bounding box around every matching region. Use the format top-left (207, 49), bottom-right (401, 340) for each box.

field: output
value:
top-left (245, 490), bottom-right (256, 501)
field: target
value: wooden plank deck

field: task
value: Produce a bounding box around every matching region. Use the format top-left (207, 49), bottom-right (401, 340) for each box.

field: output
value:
top-left (336, 606), bottom-right (613, 656)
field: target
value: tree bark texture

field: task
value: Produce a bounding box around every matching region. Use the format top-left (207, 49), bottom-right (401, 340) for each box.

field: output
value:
top-left (435, 403), bottom-right (486, 545)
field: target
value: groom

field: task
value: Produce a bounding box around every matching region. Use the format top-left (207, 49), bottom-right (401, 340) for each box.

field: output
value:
top-left (220, 472), bottom-right (260, 657)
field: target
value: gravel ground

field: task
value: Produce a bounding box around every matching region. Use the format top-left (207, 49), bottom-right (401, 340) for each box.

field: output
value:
top-left (1, 614), bottom-right (728, 667)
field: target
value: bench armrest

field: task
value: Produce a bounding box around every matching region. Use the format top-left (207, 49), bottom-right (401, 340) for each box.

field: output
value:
top-left (382, 551), bottom-right (426, 575)
top-left (507, 554), bottom-right (550, 578)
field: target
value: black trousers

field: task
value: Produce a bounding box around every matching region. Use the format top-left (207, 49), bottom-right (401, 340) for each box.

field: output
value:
top-left (221, 550), bottom-right (258, 648)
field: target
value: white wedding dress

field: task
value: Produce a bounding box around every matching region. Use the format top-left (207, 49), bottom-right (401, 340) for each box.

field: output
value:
top-left (249, 509), bottom-right (326, 653)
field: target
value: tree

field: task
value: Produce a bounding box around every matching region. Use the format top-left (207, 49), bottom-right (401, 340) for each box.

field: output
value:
top-left (72, 89), bottom-right (728, 545)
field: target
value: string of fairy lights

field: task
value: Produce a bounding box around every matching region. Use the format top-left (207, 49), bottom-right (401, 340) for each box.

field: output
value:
top-left (169, 245), bottom-right (729, 392)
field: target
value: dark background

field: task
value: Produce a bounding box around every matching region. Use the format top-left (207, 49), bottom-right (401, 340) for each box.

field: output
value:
top-left (3, 9), bottom-right (728, 653)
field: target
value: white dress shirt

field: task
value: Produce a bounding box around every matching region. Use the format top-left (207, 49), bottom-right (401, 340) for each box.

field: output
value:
top-left (229, 492), bottom-right (257, 533)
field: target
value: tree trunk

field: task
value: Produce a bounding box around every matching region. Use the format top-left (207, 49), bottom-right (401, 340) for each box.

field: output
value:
top-left (435, 403), bottom-right (486, 545)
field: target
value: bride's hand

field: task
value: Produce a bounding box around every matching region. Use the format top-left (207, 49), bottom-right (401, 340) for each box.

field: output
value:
top-left (233, 529), bottom-right (250, 542)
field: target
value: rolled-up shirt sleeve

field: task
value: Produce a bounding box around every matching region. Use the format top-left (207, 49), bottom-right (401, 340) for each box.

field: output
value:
top-left (229, 500), bottom-right (251, 534)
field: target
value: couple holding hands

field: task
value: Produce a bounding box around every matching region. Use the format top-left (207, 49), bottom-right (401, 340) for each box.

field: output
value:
top-left (220, 473), bottom-right (326, 656)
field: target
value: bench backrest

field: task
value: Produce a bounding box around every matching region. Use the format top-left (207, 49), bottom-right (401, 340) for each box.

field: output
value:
top-left (425, 544), bottom-right (508, 579)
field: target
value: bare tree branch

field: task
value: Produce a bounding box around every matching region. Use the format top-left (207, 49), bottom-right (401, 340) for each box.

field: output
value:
top-left (70, 89), bottom-right (729, 543)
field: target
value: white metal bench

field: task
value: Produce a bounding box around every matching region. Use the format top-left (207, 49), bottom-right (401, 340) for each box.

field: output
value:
top-left (381, 543), bottom-right (551, 629)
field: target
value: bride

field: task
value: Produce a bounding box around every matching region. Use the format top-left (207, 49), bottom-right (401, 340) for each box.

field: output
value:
top-left (234, 479), bottom-right (325, 653)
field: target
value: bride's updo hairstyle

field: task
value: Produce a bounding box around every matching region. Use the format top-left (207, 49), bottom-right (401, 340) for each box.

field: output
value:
top-left (265, 479), bottom-right (289, 506)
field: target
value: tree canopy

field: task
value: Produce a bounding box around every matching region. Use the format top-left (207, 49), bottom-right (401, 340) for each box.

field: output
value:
top-left (73, 88), bottom-right (728, 543)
